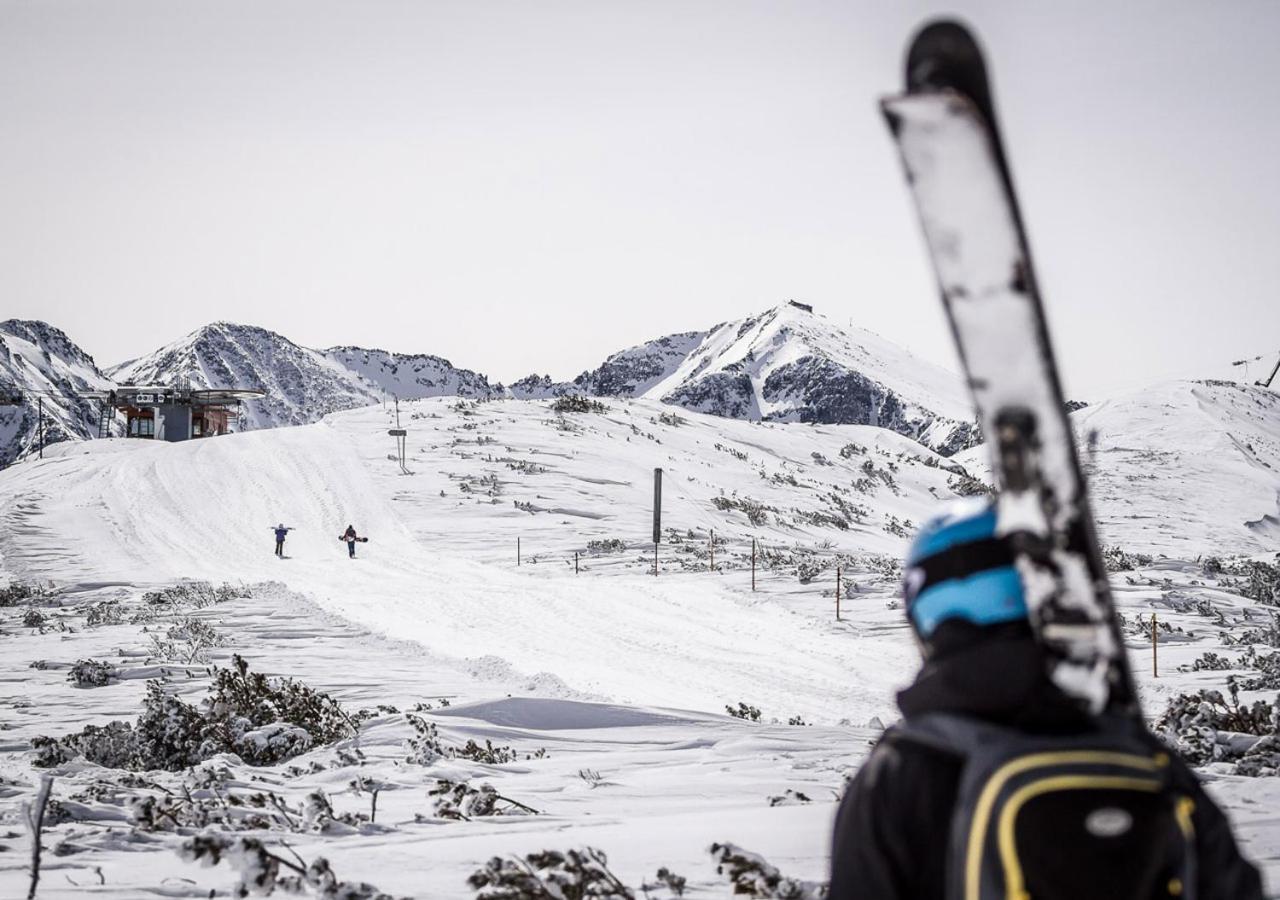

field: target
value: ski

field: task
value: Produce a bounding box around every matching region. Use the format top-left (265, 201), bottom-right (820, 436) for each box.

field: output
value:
top-left (880, 20), bottom-right (1139, 717)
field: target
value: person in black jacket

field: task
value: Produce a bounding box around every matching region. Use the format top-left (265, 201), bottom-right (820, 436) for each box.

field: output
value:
top-left (830, 500), bottom-right (1265, 900)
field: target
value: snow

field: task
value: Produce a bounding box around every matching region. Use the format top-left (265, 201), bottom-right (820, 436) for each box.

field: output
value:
top-left (0, 393), bottom-right (1277, 897)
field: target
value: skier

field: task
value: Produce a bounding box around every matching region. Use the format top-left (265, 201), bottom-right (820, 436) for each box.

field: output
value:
top-left (272, 523), bottom-right (291, 558)
top-left (339, 524), bottom-right (366, 559)
top-left (829, 499), bottom-right (1264, 900)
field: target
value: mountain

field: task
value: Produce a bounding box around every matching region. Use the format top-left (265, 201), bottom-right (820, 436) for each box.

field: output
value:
top-left (0, 320), bottom-right (114, 465)
top-left (321, 346), bottom-right (495, 401)
top-left (563, 302), bottom-right (977, 455)
top-left (1071, 379), bottom-right (1280, 556)
top-left (110, 323), bottom-right (500, 431)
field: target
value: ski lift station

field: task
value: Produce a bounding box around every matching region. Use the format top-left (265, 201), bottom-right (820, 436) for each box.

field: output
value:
top-left (85, 385), bottom-right (266, 442)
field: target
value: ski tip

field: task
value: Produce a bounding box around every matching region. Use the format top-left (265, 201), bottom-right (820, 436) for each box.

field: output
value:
top-left (904, 19), bottom-right (992, 111)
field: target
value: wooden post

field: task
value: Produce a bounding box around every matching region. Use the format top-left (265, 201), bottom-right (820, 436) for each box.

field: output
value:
top-left (517, 536), bottom-right (521, 567)
top-left (575, 551), bottom-right (579, 574)
top-left (751, 538), bottom-right (757, 592)
top-left (709, 529), bottom-right (714, 572)
top-left (38, 396), bottom-right (44, 459)
top-left (836, 567), bottom-right (842, 621)
top-left (1152, 613), bottom-right (1158, 678)
top-left (653, 542), bottom-right (658, 577)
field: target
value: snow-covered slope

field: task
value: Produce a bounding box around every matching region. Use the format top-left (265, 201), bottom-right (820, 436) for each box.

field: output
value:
top-left (110, 323), bottom-right (500, 431)
top-left (1073, 380), bottom-right (1280, 556)
top-left (0, 320), bottom-right (115, 465)
top-left (321, 345), bottom-right (495, 401)
top-left (0, 397), bottom-right (950, 720)
top-left (569, 303), bottom-right (977, 455)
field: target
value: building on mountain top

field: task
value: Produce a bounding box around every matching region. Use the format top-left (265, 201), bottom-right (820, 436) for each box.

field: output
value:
top-left (86, 385), bottom-right (265, 442)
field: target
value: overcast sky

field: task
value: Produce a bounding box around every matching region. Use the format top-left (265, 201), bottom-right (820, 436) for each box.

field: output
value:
top-left (3, 0), bottom-right (1278, 398)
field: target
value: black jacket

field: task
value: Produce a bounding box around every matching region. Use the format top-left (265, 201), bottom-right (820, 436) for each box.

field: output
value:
top-left (829, 632), bottom-right (1266, 900)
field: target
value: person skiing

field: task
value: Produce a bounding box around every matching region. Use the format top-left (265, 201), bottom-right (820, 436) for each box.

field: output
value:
top-left (272, 523), bottom-right (291, 558)
top-left (829, 499), bottom-right (1264, 900)
top-left (340, 524), bottom-right (365, 559)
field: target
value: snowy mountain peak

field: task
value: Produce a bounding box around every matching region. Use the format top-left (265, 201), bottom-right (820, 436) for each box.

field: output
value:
top-left (0, 320), bottom-right (114, 465)
top-left (572, 302), bottom-right (976, 455)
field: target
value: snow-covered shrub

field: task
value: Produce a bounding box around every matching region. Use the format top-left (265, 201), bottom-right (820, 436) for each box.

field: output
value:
top-left (141, 581), bottom-right (248, 610)
top-left (726, 702), bottom-right (761, 722)
top-left (455, 739), bottom-right (518, 765)
top-left (67, 659), bottom-right (117, 687)
top-left (301, 789), bottom-right (365, 833)
top-left (710, 842), bottom-right (826, 899)
top-left (22, 608), bottom-right (46, 628)
top-left (643, 868), bottom-right (687, 897)
top-left (550, 395), bottom-right (607, 414)
top-left (712, 495), bottom-right (771, 527)
top-left (657, 411), bottom-right (686, 427)
top-left (1187, 652), bottom-right (1234, 672)
top-left (796, 560), bottom-right (822, 585)
top-left (148, 617), bottom-right (226, 664)
top-left (84, 600), bottom-right (123, 626)
top-left (838, 442), bottom-right (866, 459)
top-left (180, 834), bottom-right (397, 899)
top-left (0, 581), bottom-right (52, 607)
top-left (1238, 647), bottom-right (1280, 691)
top-left (1103, 547), bottom-right (1155, 573)
top-left (468, 848), bottom-right (634, 899)
top-left (1155, 678), bottom-right (1280, 776)
top-left (429, 779), bottom-right (538, 819)
top-left (587, 538), bottom-right (626, 555)
top-left (404, 713), bottom-right (446, 764)
top-left (767, 789), bottom-right (811, 807)
top-left (1226, 611), bottom-right (1280, 649)
top-left (947, 472), bottom-right (991, 497)
top-left (33, 655), bottom-right (356, 771)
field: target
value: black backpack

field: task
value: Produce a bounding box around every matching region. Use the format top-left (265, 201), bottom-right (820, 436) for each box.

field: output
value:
top-left (891, 712), bottom-right (1197, 900)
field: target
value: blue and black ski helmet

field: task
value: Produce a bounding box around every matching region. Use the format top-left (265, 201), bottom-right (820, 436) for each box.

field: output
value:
top-left (903, 498), bottom-right (1028, 641)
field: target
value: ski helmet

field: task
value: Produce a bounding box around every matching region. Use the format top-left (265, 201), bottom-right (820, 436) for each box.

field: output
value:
top-left (902, 498), bottom-right (1027, 641)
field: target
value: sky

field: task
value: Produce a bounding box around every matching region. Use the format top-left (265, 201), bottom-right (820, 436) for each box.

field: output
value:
top-left (2, 0), bottom-right (1278, 399)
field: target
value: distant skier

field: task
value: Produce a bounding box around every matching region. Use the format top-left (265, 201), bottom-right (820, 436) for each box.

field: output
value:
top-left (339, 524), bottom-right (367, 558)
top-left (829, 499), bottom-right (1264, 900)
top-left (272, 524), bottom-right (291, 558)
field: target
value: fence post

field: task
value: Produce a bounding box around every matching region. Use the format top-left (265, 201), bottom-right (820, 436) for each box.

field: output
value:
top-left (517, 536), bottom-right (521, 567)
top-left (1152, 613), bottom-right (1158, 678)
top-left (575, 551), bottom-right (579, 575)
top-left (751, 538), bottom-right (757, 592)
top-left (653, 542), bottom-right (658, 577)
top-left (836, 567), bottom-right (842, 621)
top-left (709, 529), bottom-right (714, 572)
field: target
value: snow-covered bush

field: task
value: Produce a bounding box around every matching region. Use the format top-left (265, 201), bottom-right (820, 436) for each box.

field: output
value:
top-left (550, 395), bottom-right (607, 414)
top-left (726, 702), bottom-right (761, 722)
top-left (148, 616), bottom-right (226, 663)
top-left (33, 655), bottom-right (356, 770)
top-left (141, 581), bottom-right (248, 610)
top-left (67, 659), bottom-right (117, 687)
top-left (1155, 678), bottom-right (1280, 776)
top-left (429, 779), bottom-right (538, 820)
top-left (710, 842), bottom-right (826, 899)
top-left (587, 538), bottom-right (627, 555)
top-left (1103, 546), bottom-right (1155, 573)
top-left (468, 848), bottom-right (634, 899)
top-left (712, 495), bottom-right (771, 527)
top-left (0, 581), bottom-right (52, 607)
top-left (84, 600), bottom-right (123, 626)
top-left (181, 834), bottom-right (398, 899)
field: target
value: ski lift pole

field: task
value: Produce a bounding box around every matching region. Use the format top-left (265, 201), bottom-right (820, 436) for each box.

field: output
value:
top-left (1152, 614), bottom-right (1158, 678)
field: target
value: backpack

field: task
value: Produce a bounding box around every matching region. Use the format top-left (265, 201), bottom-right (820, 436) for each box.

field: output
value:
top-left (891, 712), bottom-right (1198, 900)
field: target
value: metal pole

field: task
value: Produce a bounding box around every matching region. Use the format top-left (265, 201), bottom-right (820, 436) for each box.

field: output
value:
top-left (575, 551), bottom-right (579, 575)
top-left (518, 536), bottom-right (521, 567)
top-left (38, 397), bottom-right (44, 458)
top-left (751, 538), bottom-right (757, 591)
top-left (653, 542), bottom-right (658, 577)
top-left (836, 567), bottom-right (842, 621)
top-left (709, 529), bottom-right (714, 572)
top-left (1152, 614), bottom-right (1158, 678)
